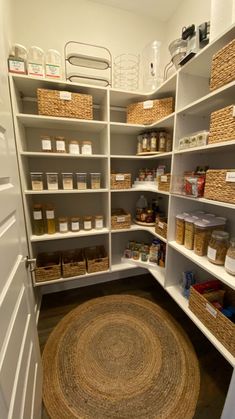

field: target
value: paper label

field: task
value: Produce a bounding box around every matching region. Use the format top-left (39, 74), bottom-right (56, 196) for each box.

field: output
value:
top-left (59, 222), bottom-right (68, 232)
top-left (158, 222), bottom-right (164, 229)
top-left (42, 139), bottom-right (52, 151)
top-left (45, 64), bottom-right (60, 78)
top-left (56, 141), bottom-right (65, 151)
top-left (46, 210), bottom-right (54, 219)
top-left (143, 100), bottom-right (153, 109)
top-left (82, 145), bottom-right (92, 155)
top-left (116, 174), bottom-right (125, 181)
top-left (69, 144), bottom-right (79, 155)
top-left (71, 221), bottom-right (79, 231)
top-left (206, 303), bottom-right (217, 318)
top-left (161, 175), bottom-right (167, 182)
top-left (9, 59), bottom-right (26, 74)
top-left (226, 172), bottom-right (235, 182)
top-left (207, 246), bottom-right (217, 261)
top-left (60, 91), bottom-right (71, 101)
top-left (95, 220), bottom-right (103, 229)
top-left (33, 211), bottom-right (42, 220)
top-left (84, 221), bottom-right (92, 229)
top-left (117, 216), bottom-right (125, 223)
top-left (28, 62), bottom-right (44, 77)
top-left (225, 255), bottom-right (235, 272)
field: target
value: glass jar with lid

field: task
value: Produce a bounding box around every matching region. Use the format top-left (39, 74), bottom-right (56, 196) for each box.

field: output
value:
top-left (194, 218), bottom-right (226, 256)
top-left (45, 204), bottom-right (56, 234)
top-left (165, 134), bottom-right (172, 152)
top-left (81, 141), bottom-right (92, 155)
top-left (90, 173), bottom-right (101, 189)
top-left (55, 136), bottom-right (66, 153)
top-left (94, 215), bottom-right (104, 230)
top-left (62, 173), bottom-right (73, 190)
top-left (83, 216), bottom-right (92, 230)
top-left (46, 172), bottom-right (59, 190)
top-left (150, 132), bottom-right (158, 152)
top-left (158, 132), bottom-right (166, 152)
top-left (207, 231), bottom-right (229, 265)
top-left (58, 217), bottom-right (69, 233)
top-left (32, 204), bottom-right (44, 235)
top-left (31, 172), bottom-right (43, 191)
top-left (142, 133), bottom-right (149, 153)
top-left (76, 173), bottom-right (87, 190)
top-left (137, 135), bottom-right (143, 154)
top-left (41, 135), bottom-right (52, 152)
top-left (225, 238), bottom-right (235, 275)
top-left (69, 140), bottom-right (80, 155)
top-left (70, 216), bottom-right (80, 232)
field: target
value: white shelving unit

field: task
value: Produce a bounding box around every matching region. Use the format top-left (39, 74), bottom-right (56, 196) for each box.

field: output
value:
top-left (9, 24), bottom-right (235, 415)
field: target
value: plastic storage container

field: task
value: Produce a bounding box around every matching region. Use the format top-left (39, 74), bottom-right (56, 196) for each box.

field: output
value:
top-left (175, 213), bottom-right (189, 245)
top-left (62, 173), bottom-right (73, 190)
top-left (90, 173), bottom-right (101, 189)
top-left (55, 137), bottom-right (66, 153)
top-left (45, 49), bottom-right (62, 79)
top-left (46, 173), bottom-right (59, 190)
top-left (28, 46), bottom-right (45, 77)
top-left (69, 140), bottom-right (79, 155)
top-left (84, 216), bottom-right (92, 230)
top-left (142, 40), bottom-right (162, 91)
top-left (207, 231), bottom-right (229, 265)
top-left (41, 135), bottom-right (52, 152)
top-left (8, 44), bottom-right (27, 74)
top-left (45, 204), bottom-right (56, 234)
top-left (31, 172), bottom-right (43, 191)
top-left (76, 173), bottom-right (87, 190)
top-left (81, 141), bottom-right (92, 155)
top-left (184, 216), bottom-right (196, 250)
top-left (95, 215), bottom-right (104, 230)
top-left (193, 218), bottom-right (226, 256)
top-left (32, 204), bottom-right (44, 235)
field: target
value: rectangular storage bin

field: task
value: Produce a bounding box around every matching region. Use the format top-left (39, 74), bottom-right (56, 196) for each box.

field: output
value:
top-left (189, 285), bottom-right (235, 356)
top-left (62, 249), bottom-right (86, 278)
top-left (208, 105), bottom-right (235, 144)
top-left (37, 88), bottom-right (93, 119)
top-left (127, 97), bottom-right (173, 125)
top-left (157, 173), bottom-right (171, 192)
top-left (111, 208), bottom-right (131, 229)
top-left (210, 39), bottom-right (235, 91)
top-left (111, 173), bottom-right (131, 189)
top-left (155, 217), bottom-right (168, 239)
top-left (35, 252), bottom-right (61, 282)
top-left (204, 169), bottom-right (235, 204)
top-left (85, 245), bottom-right (109, 274)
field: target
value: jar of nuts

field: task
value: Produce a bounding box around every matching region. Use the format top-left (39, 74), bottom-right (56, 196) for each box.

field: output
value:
top-left (207, 231), bottom-right (229, 265)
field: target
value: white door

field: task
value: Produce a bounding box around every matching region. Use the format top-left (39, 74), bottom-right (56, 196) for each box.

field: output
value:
top-left (0, 1), bottom-right (42, 418)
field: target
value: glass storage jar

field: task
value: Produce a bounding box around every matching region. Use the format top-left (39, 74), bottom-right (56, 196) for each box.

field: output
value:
top-left (81, 141), bottom-right (92, 155)
top-left (165, 134), bottom-right (172, 152)
top-left (225, 239), bottom-right (235, 275)
top-left (70, 216), bottom-right (80, 232)
top-left (207, 231), bottom-right (229, 265)
top-left (41, 135), bottom-right (52, 152)
top-left (142, 133), bottom-right (149, 153)
top-left (62, 173), bottom-right (73, 190)
top-left (150, 132), bottom-right (157, 152)
top-left (76, 173), bottom-right (87, 190)
top-left (55, 136), bottom-right (66, 153)
top-left (84, 216), bottom-right (92, 230)
top-left (46, 172), bottom-right (59, 190)
top-left (158, 132), bottom-right (166, 152)
top-left (193, 219), bottom-right (213, 256)
top-left (95, 215), bottom-right (104, 230)
top-left (91, 173), bottom-right (101, 189)
top-left (32, 204), bottom-right (44, 235)
top-left (184, 216), bottom-right (195, 250)
top-left (69, 140), bottom-right (79, 155)
top-left (58, 217), bottom-right (68, 233)
top-left (137, 135), bottom-right (143, 154)
top-left (31, 172), bottom-right (43, 191)
top-left (45, 204), bottom-right (56, 234)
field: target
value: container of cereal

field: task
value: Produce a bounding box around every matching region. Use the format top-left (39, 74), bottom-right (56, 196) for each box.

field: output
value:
top-left (90, 173), bottom-right (101, 189)
top-left (76, 173), bottom-right (87, 190)
top-left (46, 172), bottom-right (59, 190)
top-left (62, 173), bottom-right (73, 190)
top-left (184, 216), bottom-right (196, 250)
top-left (175, 212), bottom-right (190, 245)
top-left (207, 231), bottom-right (229, 265)
top-left (225, 238), bottom-right (235, 275)
top-left (31, 172), bottom-right (43, 191)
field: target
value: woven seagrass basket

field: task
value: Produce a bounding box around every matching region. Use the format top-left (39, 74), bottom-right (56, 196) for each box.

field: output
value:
top-left (157, 173), bottom-right (171, 192)
top-left (127, 97), bottom-right (173, 125)
top-left (37, 88), bottom-right (93, 119)
top-left (210, 39), bottom-right (235, 91)
top-left (155, 217), bottom-right (168, 239)
top-left (111, 173), bottom-right (131, 189)
top-left (85, 246), bottom-right (109, 274)
top-left (35, 252), bottom-right (61, 282)
top-left (111, 208), bottom-right (131, 229)
top-left (208, 105), bottom-right (235, 144)
top-left (204, 169), bottom-right (235, 204)
top-left (62, 249), bottom-right (86, 278)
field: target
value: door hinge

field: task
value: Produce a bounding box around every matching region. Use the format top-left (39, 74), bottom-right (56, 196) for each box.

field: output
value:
top-left (25, 256), bottom-right (36, 272)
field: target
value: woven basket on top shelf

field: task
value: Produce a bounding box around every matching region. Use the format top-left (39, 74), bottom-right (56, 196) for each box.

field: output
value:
top-left (127, 97), bottom-right (173, 125)
top-left (111, 173), bottom-right (131, 189)
top-left (37, 88), bottom-right (93, 119)
top-left (35, 252), bottom-right (61, 283)
top-left (155, 217), bottom-right (168, 239)
top-left (62, 249), bottom-right (86, 278)
top-left (84, 245), bottom-right (109, 274)
top-left (111, 208), bottom-right (131, 230)
top-left (189, 285), bottom-right (235, 356)
top-left (157, 173), bottom-right (171, 192)
top-left (204, 169), bottom-right (235, 204)
top-left (208, 105), bottom-right (235, 144)
top-left (210, 39), bottom-right (235, 91)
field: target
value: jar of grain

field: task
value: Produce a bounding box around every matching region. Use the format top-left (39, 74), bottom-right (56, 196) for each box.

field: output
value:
top-left (41, 135), bottom-right (52, 152)
top-left (62, 173), bottom-right (73, 190)
top-left (193, 220), bottom-right (212, 256)
top-left (55, 136), bottom-right (66, 153)
top-left (70, 216), bottom-right (80, 232)
top-left (175, 213), bottom-right (189, 245)
top-left (45, 204), bottom-right (56, 234)
top-left (69, 140), bottom-right (80, 155)
top-left (94, 215), bottom-right (104, 230)
top-left (32, 204), bottom-right (44, 235)
top-left (225, 239), bottom-right (235, 275)
top-left (76, 173), bottom-right (87, 190)
top-left (83, 216), bottom-right (92, 230)
top-left (58, 217), bottom-right (68, 233)
top-left (46, 173), bottom-right (59, 190)
top-left (207, 231), bottom-right (229, 265)
top-left (81, 140), bottom-right (92, 155)
top-left (184, 216), bottom-right (195, 250)
top-left (90, 173), bottom-right (101, 189)
top-left (31, 172), bottom-right (43, 191)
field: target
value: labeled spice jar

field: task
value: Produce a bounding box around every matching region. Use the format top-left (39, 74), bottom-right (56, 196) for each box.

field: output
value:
top-left (55, 136), bottom-right (66, 153)
top-left (32, 204), bottom-right (44, 235)
top-left (91, 173), bottom-right (101, 189)
top-left (62, 173), bottom-right (73, 190)
top-left (81, 140), bottom-right (92, 155)
top-left (69, 140), bottom-right (79, 155)
top-left (76, 173), bottom-right (87, 190)
top-left (132, 250), bottom-right (140, 260)
top-left (46, 172), bottom-right (59, 190)
top-left (165, 134), bottom-right (172, 152)
top-left (150, 132), bottom-right (157, 152)
top-left (184, 216), bottom-right (195, 250)
top-left (84, 216), bottom-right (92, 230)
top-left (31, 172), bottom-right (43, 191)
top-left (158, 132), bottom-right (166, 152)
top-left (41, 135), bottom-right (52, 152)
top-left (45, 204), bottom-right (56, 234)
top-left (58, 217), bottom-right (68, 233)
top-left (70, 216), bottom-right (80, 232)
top-left (207, 231), bottom-right (229, 265)
top-left (142, 133), bottom-right (149, 152)
top-left (225, 239), bottom-right (235, 275)
top-left (95, 215), bottom-right (104, 230)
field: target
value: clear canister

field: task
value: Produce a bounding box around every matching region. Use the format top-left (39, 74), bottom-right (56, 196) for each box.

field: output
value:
top-left (150, 132), bottom-right (158, 152)
top-left (76, 173), bottom-right (87, 190)
top-left (69, 140), bottom-right (79, 155)
top-left (32, 204), bottom-right (44, 235)
top-left (95, 215), bottom-right (104, 229)
top-left (58, 217), bottom-right (68, 233)
top-left (70, 216), bottom-right (80, 232)
top-left (90, 173), bottom-right (101, 189)
top-left (45, 204), bottom-right (56, 234)
top-left (55, 136), bottom-right (66, 153)
top-left (31, 172), bottom-right (43, 191)
top-left (84, 216), bottom-right (92, 230)
top-left (46, 173), bottom-right (59, 190)
top-left (62, 173), bottom-right (73, 190)
top-left (225, 238), bottom-right (235, 275)
top-left (81, 141), bottom-right (92, 155)
top-left (158, 132), bottom-right (166, 152)
top-left (184, 216), bottom-right (196, 250)
top-left (207, 230), bottom-right (229, 265)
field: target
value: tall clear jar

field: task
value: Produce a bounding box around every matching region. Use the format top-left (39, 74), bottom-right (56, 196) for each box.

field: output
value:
top-left (175, 213), bottom-right (187, 245)
top-left (150, 132), bottom-right (158, 152)
top-left (158, 132), bottom-right (166, 152)
top-left (207, 231), bottom-right (229, 265)
top-left (225, 239), bottom-right (235, 275)
top-left (45, 204), bottom-right (56, 234)
top-left (32, 204), bottom-right (44, 235)
top-left (28, 46), bottom-right (45, 77)
top-left (45, 49), bottom-right (62, 79)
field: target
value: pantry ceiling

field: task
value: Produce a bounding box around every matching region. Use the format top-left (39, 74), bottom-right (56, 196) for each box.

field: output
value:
top-left (90, 0), bottom-right (183, 22)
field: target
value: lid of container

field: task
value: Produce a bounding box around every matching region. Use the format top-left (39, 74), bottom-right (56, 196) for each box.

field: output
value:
top-left (176, 212), bottom-right (190, 220)
top-left (33, 204), bottom-right (42, 209)
top-left (55, 136), bottom-right (65, 140)
top-left (46, 172), bottom-right (58, 175)
top-left (76, 172), bottom-right (87, 175)
top-left (82, 140), bottom-right (92, 144)
top-left (30, 172), bottom-right (43, 174)
top-left (184, 216), bottom-right (196, 223)
top-left (62, 172), bottom-right (73, 175)
top-left (95, 215), bottom-right (103, 218)
top-left (69, 139), bottom-right (79, 143)
top-left (90, 173), bottom-right (101, 175)
top-left (71, 216), bottom-right (80, 220)
top-left (211, 230), bottom-right (229, 240)
top-left (195, 218), bottom-right (226, 228)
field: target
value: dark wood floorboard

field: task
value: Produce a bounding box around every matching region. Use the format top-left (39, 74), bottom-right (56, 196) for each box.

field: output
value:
top-left (38, 274), bottom-right (233, 419)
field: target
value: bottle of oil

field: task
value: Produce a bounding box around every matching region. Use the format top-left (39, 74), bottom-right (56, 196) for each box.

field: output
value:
top-left (45, 204), bottom-right (56, 234)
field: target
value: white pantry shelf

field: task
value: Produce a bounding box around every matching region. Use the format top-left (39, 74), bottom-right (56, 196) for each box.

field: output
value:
top-left (111, 224), bottom-right (167, 243)
top-left (111, 187), bottom-right (169, 195)
top-left (25, 188), bottom-right (108, 195)
top-left (111, 153), bottom-right (172, 159)
top-left (110, 113), bottom-right (175, 134)
top-left (171, 194), bottom-right (235, 210)
top-left (121, 257), bottom-right (165, 286)
top-left (30, 228), bottom-right (109, 242)
top-left (21, 152), bottom-right (108, 159)
top-left (33, 268), bottom-right (111, 287)
top-left (174, 139), bottom-right (235, 155)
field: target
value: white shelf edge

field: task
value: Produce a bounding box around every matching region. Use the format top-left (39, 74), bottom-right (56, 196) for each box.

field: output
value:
top-left (111, 187), bottom-right (169, 195)
top-left (170, 193), bottom-right (235, 209)
top-left (20, 152), bottom-right (108, 159)
top-left (16, 113), bottom-right (107, 126)
top-left (33, 268), bottom-right (111, 287)
top-left (166, 284), bottom-right (235, 367)
top-left (111, 224), bottom-right (167, 243)
top-left (174, 139), bottom-right (235, 155)
top-left (30, 228), bottom-right (109, 242)
top-left (169, 241), bottom-right (235, 290)
top-left (121, 257), bottom-right (165, 285)
top-left (111, 153), bottom-right (172, 159)
top-left (24, 189), bottom-right (108, 195)
top-left (110, 112), bottom-right (175, 130)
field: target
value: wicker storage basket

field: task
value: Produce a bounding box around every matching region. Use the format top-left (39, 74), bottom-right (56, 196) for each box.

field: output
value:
top-left (35, 252), bottom-right (61, 283)
top-left (208, 105), bottom-right (235, 144)
top-left (111, 173), bottom-right (131, 189)
top-left (85, 245), bottom-right (109, 273)
top-left (158, 173), bottom-right (171, 192)
top-left (111, 208), bottom-right (131, 229)
top-left (127, 97), bottom-right (173, 125)
top-left (155, 217), bottom-right (168, 239)
top-left (189, 285), bottom-right (235, 356)
top-left (210, 39), bottom-right (235, 91)
top-left (37, 88), bottom-right (93, 119)
top-left (204, 169), bottom-right (235, 204)
top-left (62, 249), bottom-right (86, 278)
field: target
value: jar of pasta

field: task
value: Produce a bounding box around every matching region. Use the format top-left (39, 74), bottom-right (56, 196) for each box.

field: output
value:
top-left (175, 213), bottom-right (189, 245)
top-left (184, 216), bottom-right (195, 250)
top-left (207, 231), bottom-right (229, 265)
top-left (225, 239), bottom-right (235, 275)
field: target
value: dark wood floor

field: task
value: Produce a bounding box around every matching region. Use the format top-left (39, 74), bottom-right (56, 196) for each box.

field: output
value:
top-left (38, 274), bottom-right (233, 419)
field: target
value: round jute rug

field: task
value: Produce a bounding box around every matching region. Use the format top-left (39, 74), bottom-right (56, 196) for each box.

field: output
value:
top-left (42, 295), bottom-right (200, 419)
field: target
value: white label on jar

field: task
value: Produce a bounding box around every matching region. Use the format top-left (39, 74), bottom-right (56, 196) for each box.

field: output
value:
top-left (60, 91), bottom-right (71, 101)
top-left (207, 246), bottom-right (217, 261)
top-left (9, 59), bottom-right (26, 74)
top-left (42, 139), bottom-right (52, 151)
top-left (226, 172), bottom-right (235, 182)
top-left (116, 174), bottom-right (125, 181)
top-left (143, 100), bottom-right (153, 109)
top-left (56, 141), bottom-right (65, 151)
top-left (84, 221), bottom-right (92, 230)
top-left (59, 222), bottom-right (68, 232)
top-left (71, 221), bottom-right (79, 231)
top-left (33, 211), bottom-right (42, 220)
top-left (206, 303), bottom-right (217, 318)
top-left (69, 144), bottom-right (79, 155)
top-left (28, 63), bottom-right (44, 77)
top-left (158, 222), bottom-right (164, 229)
top-left (46, 210), bottom-right (54, 219)
top-left (95, 220), bottom-right (103, 229)
top-left (225, 255), bottom-right (235, 273)
top-left (117, 216), bottom-right (125, 223)
top-left (161, 175), bottom-right (167, 182)
top-left (45, 64), bottom-right (60, 78)
top-left (82, 145), bottom-right (92, 155)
